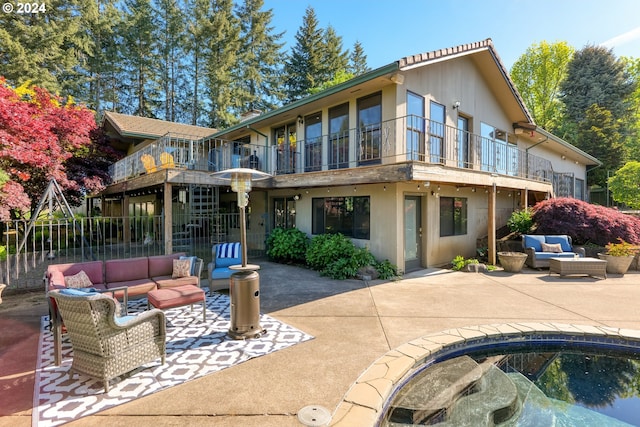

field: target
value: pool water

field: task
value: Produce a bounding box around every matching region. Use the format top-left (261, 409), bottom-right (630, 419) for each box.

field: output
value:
top-left (383, 348), bottom-right (640, 426)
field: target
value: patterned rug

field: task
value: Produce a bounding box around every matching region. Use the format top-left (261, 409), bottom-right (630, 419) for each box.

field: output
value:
top-left (33, 291), bottom-right (313, 427)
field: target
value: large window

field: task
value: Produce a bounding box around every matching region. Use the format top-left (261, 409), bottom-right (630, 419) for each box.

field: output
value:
top-left (407, 92), bottom-right (425, 161)
top-left (312, 196), bottom-right (370, 239)
top-left (357, 93), bottom-right (381, 165)
top-left (304, 112), bottom-right (322, 172)
top-left (329, 103), bottom-right (349, 169)
top-left (440, 197), bottom-right (467, 237)
top-left (429, 101), bottom-right (445, 163)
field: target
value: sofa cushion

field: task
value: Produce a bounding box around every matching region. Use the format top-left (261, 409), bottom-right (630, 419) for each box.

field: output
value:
top-left (211, 266), bottom-right (235, 280)
top-left (541, 242), bottom-right (563, 253)
top-left (105, 257), bottom-right (149, 283)
top-left (47, 261), bottom-right (104, 289)
top-left (179, 255), bottom-right (198, 276)
top-left (535, 251), bottom-right (576, 260)
top-left (545, 235), bottom-right (572, 252)
top-left (523, 235), bottom-right (545, 252)
top-left (153, 275), bottom-right (200, 289)
top-left (106, 279), bottom-right (157, 298)
top-left (148, 253), bottom-right (185, 277)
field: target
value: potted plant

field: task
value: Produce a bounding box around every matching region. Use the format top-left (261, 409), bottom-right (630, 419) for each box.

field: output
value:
top-left (598, 240), bottom-right (638, 275)
top-left (497, 251), bottom-right (528, 273)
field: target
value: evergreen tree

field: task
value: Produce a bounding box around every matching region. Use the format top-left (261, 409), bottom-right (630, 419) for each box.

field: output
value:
top-left (510, 41), bottom-right (574, 132)
top-left (81, 0), bottom-right (124, 114)
top-left (235, 0), bottom-right (286, 114)
top-left (120, 0), bottom-right (162, 117)
top-left (349, 40), bottom-right (370, 76)
top-left (205, 0), bottom-right (241, 129)
top-left (560, 45), bottom-right (635, 126)
top-left (578, 104), bottom-right (625, 187)
top-left (157, 0), bottom-right (186, 122)
top-left (184, 0), bottom-right (211, 126)
top-left (284, 6), bottom-right (325, 102)
top-left (320, 25), bottom-right (349, 85)
top-left (0, 0), bottom-right (89, 94)
top-left (621, 57), bottom-right (640, 162)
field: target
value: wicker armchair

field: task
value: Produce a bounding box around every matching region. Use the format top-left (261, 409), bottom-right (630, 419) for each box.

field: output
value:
top-left (49, 289), bottom-right (166, 393)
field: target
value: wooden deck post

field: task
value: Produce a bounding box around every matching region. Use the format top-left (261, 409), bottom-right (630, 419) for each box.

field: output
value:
top-left (488, 183), bottom-right (496, 266)
top-left (164, 182), bottom-right (173, 254)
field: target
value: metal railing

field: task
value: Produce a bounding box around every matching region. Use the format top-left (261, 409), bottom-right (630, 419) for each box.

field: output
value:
top-left (0, 212), bottom-right (266, 291)
top-left (109, 116), bottom-right (555, 184)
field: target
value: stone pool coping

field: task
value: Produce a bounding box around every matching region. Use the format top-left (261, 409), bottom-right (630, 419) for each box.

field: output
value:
top-left (328, 322), bottom-right (640, 426)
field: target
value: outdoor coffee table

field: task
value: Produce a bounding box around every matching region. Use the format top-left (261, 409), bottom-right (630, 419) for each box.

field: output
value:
top-left (549, 257), bottom-right (607, 279)
top-left (147, 285), bottom-right (206, 322)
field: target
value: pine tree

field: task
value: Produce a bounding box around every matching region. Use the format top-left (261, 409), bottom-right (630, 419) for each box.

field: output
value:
top-left (235, 0), bottom-right (286, 114)
top-left (320, 25), bottom-right (349, 84)
top-left (349, 40), bottom-right (370, 76)
top-left (284, 6), bottom-right (325, 102)
top-left (205, 0), bottom-right (241, 128)
top-left (120, 0), bottom-right (162, 117)
top-left (184, 0), bottom-right (211, 125)
top-left (157, 0), bottom-right (186, 122)
top-left (81, 0), bottom-right (124, 114)
top-left (0, 0), bottom-right (89, 94)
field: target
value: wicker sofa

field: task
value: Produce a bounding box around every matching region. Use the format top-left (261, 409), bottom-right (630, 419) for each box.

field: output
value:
top-left (49, 289), bottom-right (166, 393)
top-left (522, 234), bottom-right (585, 268)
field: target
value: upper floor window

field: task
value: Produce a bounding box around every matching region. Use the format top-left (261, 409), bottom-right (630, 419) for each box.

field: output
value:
top-left (329, 103), bottom-right (349, 169)
top-left (429, 101), bottom-right (445, 163)
top-left (357, 93), bottom-right (381, 165)
top-left (312, 196), bottom-right (370, 239)
top-left (407, 92), bottom-right (425, 161)
top-left (304, 112), bottom-right (322, 172)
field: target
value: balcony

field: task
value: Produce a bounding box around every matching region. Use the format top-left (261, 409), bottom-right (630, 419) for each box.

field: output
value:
top-left (109, 116), bottom-right (554, 185)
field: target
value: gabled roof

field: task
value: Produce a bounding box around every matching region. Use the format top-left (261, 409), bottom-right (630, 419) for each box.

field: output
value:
top-left (398, 38), bottom-right (534, 125)
top-left (102, 111), bottom-right (216, 140)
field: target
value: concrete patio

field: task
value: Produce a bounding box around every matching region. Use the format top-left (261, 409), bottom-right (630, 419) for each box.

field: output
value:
top-left (1, 261), bottom-right (639, 426)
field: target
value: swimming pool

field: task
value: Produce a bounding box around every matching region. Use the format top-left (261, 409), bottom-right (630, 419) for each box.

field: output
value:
top-left (330, 323), bottom-right (640, 426)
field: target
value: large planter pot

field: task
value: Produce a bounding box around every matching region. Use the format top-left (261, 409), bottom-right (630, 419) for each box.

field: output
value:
top-left (0, 283), bottom-right (5, 304)
top-left (498, 252), bottom-right (528, 273)
top-left (598, 254), bottom-right (635, 275)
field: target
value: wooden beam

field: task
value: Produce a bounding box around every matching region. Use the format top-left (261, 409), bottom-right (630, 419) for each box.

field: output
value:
top-left (488, 183), bottom-right (496, 266)
top-left (164, 182), bottom-right (172, 254)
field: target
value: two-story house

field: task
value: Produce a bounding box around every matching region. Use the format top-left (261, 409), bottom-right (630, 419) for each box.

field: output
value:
top-left (99, 39), bottom-right (600, 273)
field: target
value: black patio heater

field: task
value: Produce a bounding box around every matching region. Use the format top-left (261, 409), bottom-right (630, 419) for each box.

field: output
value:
top-left (210, 167), bottom-right (271, 339)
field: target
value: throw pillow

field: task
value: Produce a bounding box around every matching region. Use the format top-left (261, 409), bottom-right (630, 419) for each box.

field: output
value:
top-left (64, 270), bottom-right (93, 289)
top-left (172, 259), bottom-right (192, 278)
top-left (541, 242), bottom-right (563, 253)
top-left (180, 255), bottom-right (198, 276)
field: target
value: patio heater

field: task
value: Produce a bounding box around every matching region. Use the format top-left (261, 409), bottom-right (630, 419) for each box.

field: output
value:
top-left (210, 167), bottom-right (271, 339)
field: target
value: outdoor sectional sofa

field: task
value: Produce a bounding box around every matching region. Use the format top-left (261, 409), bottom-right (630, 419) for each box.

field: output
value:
top-left (46, 252), bottom-right (203, 298)
top-left (522, 234), bottom-right (586, 268)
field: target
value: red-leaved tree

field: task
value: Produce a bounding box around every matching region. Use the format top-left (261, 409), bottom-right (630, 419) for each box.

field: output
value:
top-left (532, 198), bottom-right (640, 246)
top-left (0, 77), bottom-right (120, 220)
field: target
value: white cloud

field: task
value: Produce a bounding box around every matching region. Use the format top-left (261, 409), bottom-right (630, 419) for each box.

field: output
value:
top-left (601, 27), bottom-right (640, 49)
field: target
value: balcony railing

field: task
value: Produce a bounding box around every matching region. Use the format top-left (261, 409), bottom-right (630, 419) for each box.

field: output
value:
top-left (109, 116), bottom-right (554, 184)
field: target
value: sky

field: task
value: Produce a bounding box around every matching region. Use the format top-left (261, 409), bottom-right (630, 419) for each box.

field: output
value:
top-left (262, 0), bottom-right (640, 70)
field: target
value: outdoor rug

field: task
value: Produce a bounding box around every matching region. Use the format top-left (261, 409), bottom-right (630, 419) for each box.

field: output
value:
top-left (33, 291), bottom-right (313, 427)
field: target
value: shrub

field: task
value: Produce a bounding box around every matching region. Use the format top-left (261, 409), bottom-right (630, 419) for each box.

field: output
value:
top-left (507, 208), bottom-right (533, 234)
top-left (305, 233), bottom-right (355, 271)
top-left (266, 227), bottom-right (309, 263)
top-left (451, 255), bottom-right (479, 271)
top-left (375, 259), bottom-right (398, 280)
top-left (604, 239), bottom-right (639, 257)
top-left (531, 198), bottom-right (640, 246)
